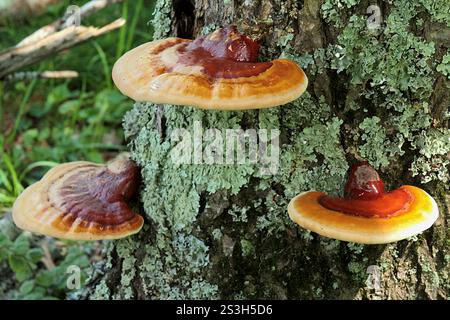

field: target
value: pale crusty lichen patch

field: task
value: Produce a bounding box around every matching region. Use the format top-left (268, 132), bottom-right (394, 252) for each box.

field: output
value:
top-left (89, 0), bottom-right (449, 299)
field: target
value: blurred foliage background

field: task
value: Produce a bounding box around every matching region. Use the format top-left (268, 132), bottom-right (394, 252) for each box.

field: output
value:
top-left (0, 0), bottom-right (155, 299)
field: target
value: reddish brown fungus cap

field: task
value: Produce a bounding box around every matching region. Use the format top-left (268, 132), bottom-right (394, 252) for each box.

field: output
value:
top-left (112, 25), bottom-right (308, 110)
top-left (12, 156), bottom-right (144, 240)
top-left (288, 162), bottom-right (439, 244)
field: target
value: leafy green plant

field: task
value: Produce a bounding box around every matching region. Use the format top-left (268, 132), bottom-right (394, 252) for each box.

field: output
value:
top-left (0, 233), bottom-right (42, 282)
top-left (16, 246), bottom-right (90, 300)
top-left (0, 152), bottom-right (58, 211)
top-left (0, 0), bottom-right (155, 300)
top-left (0, 231), bottom-right (91, 300)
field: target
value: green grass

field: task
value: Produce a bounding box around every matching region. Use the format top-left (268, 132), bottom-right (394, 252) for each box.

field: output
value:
top-left (1, 0), bottom-right (155, 191)
top-left (0, 154), bottom-right (24, 211)
top-left (0, 0), bottom-right (156, 299)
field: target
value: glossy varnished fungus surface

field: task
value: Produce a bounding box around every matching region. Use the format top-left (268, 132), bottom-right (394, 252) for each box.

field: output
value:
top-left (319, 188), bottom-right (413, 218)
top-left (288, 186), bottom-right (439, 244)
top-left (12, 158), bottom-right (144, 240)
top-left (112, 26), bottom-right (308, 110)
top-left (288, 162), bottom-right (439, 244)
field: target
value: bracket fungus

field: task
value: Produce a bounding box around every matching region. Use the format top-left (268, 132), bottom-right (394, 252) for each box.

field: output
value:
top-left (288, 162), bottom-right (439, 244)
top-left (112, 25), bottom-right (308, 110)
top-left (12, 157), bottom-right (144, 241)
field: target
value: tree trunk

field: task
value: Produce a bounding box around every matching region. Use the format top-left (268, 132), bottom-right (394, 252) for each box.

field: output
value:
top-left (82, 0), bottom-right (450, 300)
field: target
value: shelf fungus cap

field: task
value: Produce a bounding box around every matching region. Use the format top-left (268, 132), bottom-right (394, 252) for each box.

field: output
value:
top-left (288, 162), bottom-right (439, 244)
top-left (112, 25), bottom-right (308, 110)
top-left (12, 157), bottom-right (144, 241)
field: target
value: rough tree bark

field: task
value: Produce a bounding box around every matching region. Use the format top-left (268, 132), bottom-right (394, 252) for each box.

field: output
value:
top-left (82, 0), bottom-right (450, 300)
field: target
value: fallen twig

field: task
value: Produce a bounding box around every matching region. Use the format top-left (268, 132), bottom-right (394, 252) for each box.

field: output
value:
top-left (18, 0), bottom-right (124, 47)
top-left (0, 18), bottom-right (125, 79)
top-left (0, 0), bottom-right (125, 80)
top-left (5, 70), bottom-right (79, 82)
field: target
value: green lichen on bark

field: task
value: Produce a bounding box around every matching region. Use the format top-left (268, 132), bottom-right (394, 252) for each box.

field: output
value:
top-left (117, 92), bottom-right (348, 298)
top-left (419, 0), bottom-right (450, 27)
top-left (88, 0), bottom-right (449, 299)
top-left (152, 0), bottom-right (173, 40)
top-left (113, 239), bottom-right (138, 299)
top-left (321, 0), bottom-right (450, 184)
top-left (437, 52), bottom-right (450, 79)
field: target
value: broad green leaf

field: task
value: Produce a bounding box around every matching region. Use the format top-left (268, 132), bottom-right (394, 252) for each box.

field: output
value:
top-left (0, 233), bottom-right (10, 245)
top-left (35, 270), bottom-right (56, 287)
top-left (59, 100), bottom-right (81, 115)
top-left (0, 248), bottom-right (8, 261)
top-left (11, 233), bottom-right (29, 255)
top-left (19, 280), bottom-right (35, 295)
top-left (26, 248), bottom-right (44, 264)
top-left (8, 255), bottom-right (31, 281)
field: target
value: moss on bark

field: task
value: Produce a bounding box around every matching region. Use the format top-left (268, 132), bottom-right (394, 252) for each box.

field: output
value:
top-left (83, 0), bottom-right (450, 299)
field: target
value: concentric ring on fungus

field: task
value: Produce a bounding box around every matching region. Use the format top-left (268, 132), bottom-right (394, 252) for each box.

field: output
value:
top-left (12, 157), bottom-right (144, 240)
top-left (112, 25), bottom-right (308, 110)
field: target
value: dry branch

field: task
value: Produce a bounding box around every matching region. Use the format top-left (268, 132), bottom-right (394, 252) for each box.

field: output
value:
top-left (18, 0), bottom-right (124, 47)
top-left (0, 0), bottom-right (125, 80)
top-left (0, 19), bottom-right (125, 79)
top-left (5, 70), bottom-right (79, 82)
